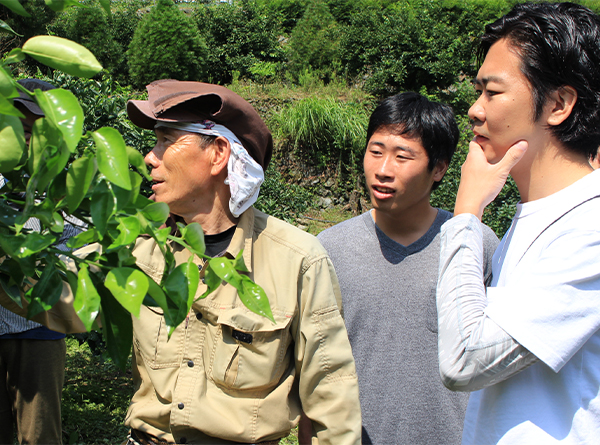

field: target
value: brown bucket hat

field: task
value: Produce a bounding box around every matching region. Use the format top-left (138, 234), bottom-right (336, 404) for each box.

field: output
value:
top-left (127, 79), bottom-right (273, 169)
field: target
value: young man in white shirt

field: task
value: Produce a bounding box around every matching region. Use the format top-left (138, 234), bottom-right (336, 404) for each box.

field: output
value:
top-left (437, 2), bottom-right (600, 444)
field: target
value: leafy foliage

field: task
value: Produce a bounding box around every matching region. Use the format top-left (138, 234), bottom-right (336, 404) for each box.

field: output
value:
top-left (255, 165), bottom-right (312, 222)
top-left (47, 2), bottom-right (124, 79)
top-left (194, 0), bottom-right (285, 84)
top-left (128, 0), bottom-right (209, 88)
top-left (0, 1), bottom-right (273, 371)
top-left (339, 0), bottom-right (512, 96)
top-left (287, 0), bottom-right (340, 82)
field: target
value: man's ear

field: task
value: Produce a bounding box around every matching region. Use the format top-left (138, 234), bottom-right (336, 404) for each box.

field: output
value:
top-left (432, 160), bottom-right (449, 183)
top-left (546, 85), bottom-right (577, 126)
top-left (210, 136), bottom-right (230, 176)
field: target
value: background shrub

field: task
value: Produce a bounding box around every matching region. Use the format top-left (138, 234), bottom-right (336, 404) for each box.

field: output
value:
top-left (47, 4), bottom-right (124, 79)
top-left (287, 0), bottom-right (341, 82)
top-left (128, 0), bottom-right (209, 88)
top-left (195, 0), bottom-right (285, 84)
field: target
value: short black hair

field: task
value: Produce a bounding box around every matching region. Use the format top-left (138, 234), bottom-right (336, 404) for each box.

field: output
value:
top-left (478, 2), bottom-right (600, 158)
top-left (365, 92), bottom-right (459, 190)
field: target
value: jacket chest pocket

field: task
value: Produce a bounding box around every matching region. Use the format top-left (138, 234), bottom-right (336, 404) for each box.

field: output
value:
top-left (133, 306), bottom-right (185, 369)
top-left (204, 308), bottom-right (293, 391)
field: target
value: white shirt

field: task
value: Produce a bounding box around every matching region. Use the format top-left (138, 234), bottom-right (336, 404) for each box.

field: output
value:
top-left (438, 170), bottom-right (600, 444)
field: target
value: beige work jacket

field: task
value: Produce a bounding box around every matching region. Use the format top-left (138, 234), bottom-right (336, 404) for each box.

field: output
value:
top-left (0, 208), bottom-right (361, 444)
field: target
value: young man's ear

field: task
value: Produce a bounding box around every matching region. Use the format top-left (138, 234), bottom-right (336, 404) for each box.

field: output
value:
top-left (433, 160), bottom-right (449, 183)
top-left (546, 85), bottom-right (577, 126)
top-left (210, 136), bottom-right (231, 176)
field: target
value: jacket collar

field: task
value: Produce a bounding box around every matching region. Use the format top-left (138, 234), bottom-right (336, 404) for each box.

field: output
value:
top-left (224, 207), bottom-right (254, 273)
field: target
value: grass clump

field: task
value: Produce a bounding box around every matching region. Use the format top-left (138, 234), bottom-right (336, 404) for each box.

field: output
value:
top-left (275, 96), bottom-right (369, 173)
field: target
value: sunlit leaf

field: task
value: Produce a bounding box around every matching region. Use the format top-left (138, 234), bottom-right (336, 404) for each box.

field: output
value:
top-left (0, 232), bottom-right (56, 258)
top-left (126, 145), bottom-right (151, 180)
top-left (141, 202), bottom-right (169, 224)
top-left (66, 155), bottom-right (96, 212)
top-left (236, 275), bottom-right (274, 323)
top-left (3, 48), bottom-right (25, 64)
top-left (73, 263), bottom-right (101, 331)
top-left (93, 127), bottom-right (131, 190)
top-left (0, 115), bottom-right (26, 173)
top-left (34, 89), bottom-right (83, 153)
top-left (208, 257), bottom-right (274, 322)
top-left (66, 228), bottom-right (99, 249)
top-left (107, 216), bottom-right (140, 250)
top-left (90, 179), bottom-right (115, 235)
top-left (22, 36), bottom-right (102, 78)
top-left (180, 223), bottom-right (205, 256)
top-left (0, 0), bottom-right (31, 17)
top-left (105, 267), bottom-right (148, 318)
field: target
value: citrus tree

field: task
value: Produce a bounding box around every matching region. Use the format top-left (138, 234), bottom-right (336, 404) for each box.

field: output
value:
top-left (0, 0), bottom-right (273, 370)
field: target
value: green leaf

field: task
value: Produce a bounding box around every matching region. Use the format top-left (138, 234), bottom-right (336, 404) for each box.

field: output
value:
top-left (145, 278), bottom-right (168, 312)
top-left (141, 202), bottom-right (169, 224)
top-left (0, 67), bottom-right (18, 98)
top-left (90, 179), bottom-right (115, 235)
top-left (28, 129), bottom-right (70, 193)
top-left (0, 95), bottom-right (25, 117)
top-left (0, 0), bottom-right (31, 17)
top-left (105, 267), bottom-right (149, 318)
top-left (73, 263), bottom-right (101, 331)
top-left (66, 155), bottom-right (96, 212)
top-left (28, 117), bottom-right (62, 176)
top-left (0, 232), bottom-right (57, 258)
top-left (233, 250), bottom-right (249, 273)
top-left (0, 258), bottom-right (26, 306)
top-left (93, 127), bottom-right (131, 190)
top-left (34, 89), bottom-right (83, 153)
top-left (163, 258), bottom-right (199, 328)
top-left (66, 227), bottom-right (99, 249)
top-left (98, 284), bottom-right (132, 371)
top-left (44, 0), bottom-right (84, 12)
top-left (208, 257), bottom-right (274, 322)
top-left (0, 20), bottom-right (22, 36)
top-left (27, 263), bottom-right (63, 318)
top-left (48, 167), bottom-right (67, 203)
top-left (126, 145), bottom-right (151, 180)
top-left (22, 36), bottom-right (102, 78)
top-left (107, 216), bottom-right (140, 250)
top-left (0, 115), bottom-right (26, 173)
top-left (3, 48), bottom-right (25, 64)
top-left (180, 223), bottom-right (205, 256)
top-left (199, 263), bottom-right (221, 300)
top-left (236, 275), bottom-right (275, 323)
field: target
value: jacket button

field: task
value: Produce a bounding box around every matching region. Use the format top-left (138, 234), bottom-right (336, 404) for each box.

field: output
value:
top-left (178, 402), bottom-right (184, 409)
top-left (195, 312), bottom-right (203, 320)
top-left (187, 360), bottom-right (194, 368)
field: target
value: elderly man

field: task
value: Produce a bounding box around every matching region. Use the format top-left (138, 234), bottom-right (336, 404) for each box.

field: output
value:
top-left (0, 79), bottom-right (360, 445)
top-left (123, 80), bottom-right (360, 445)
